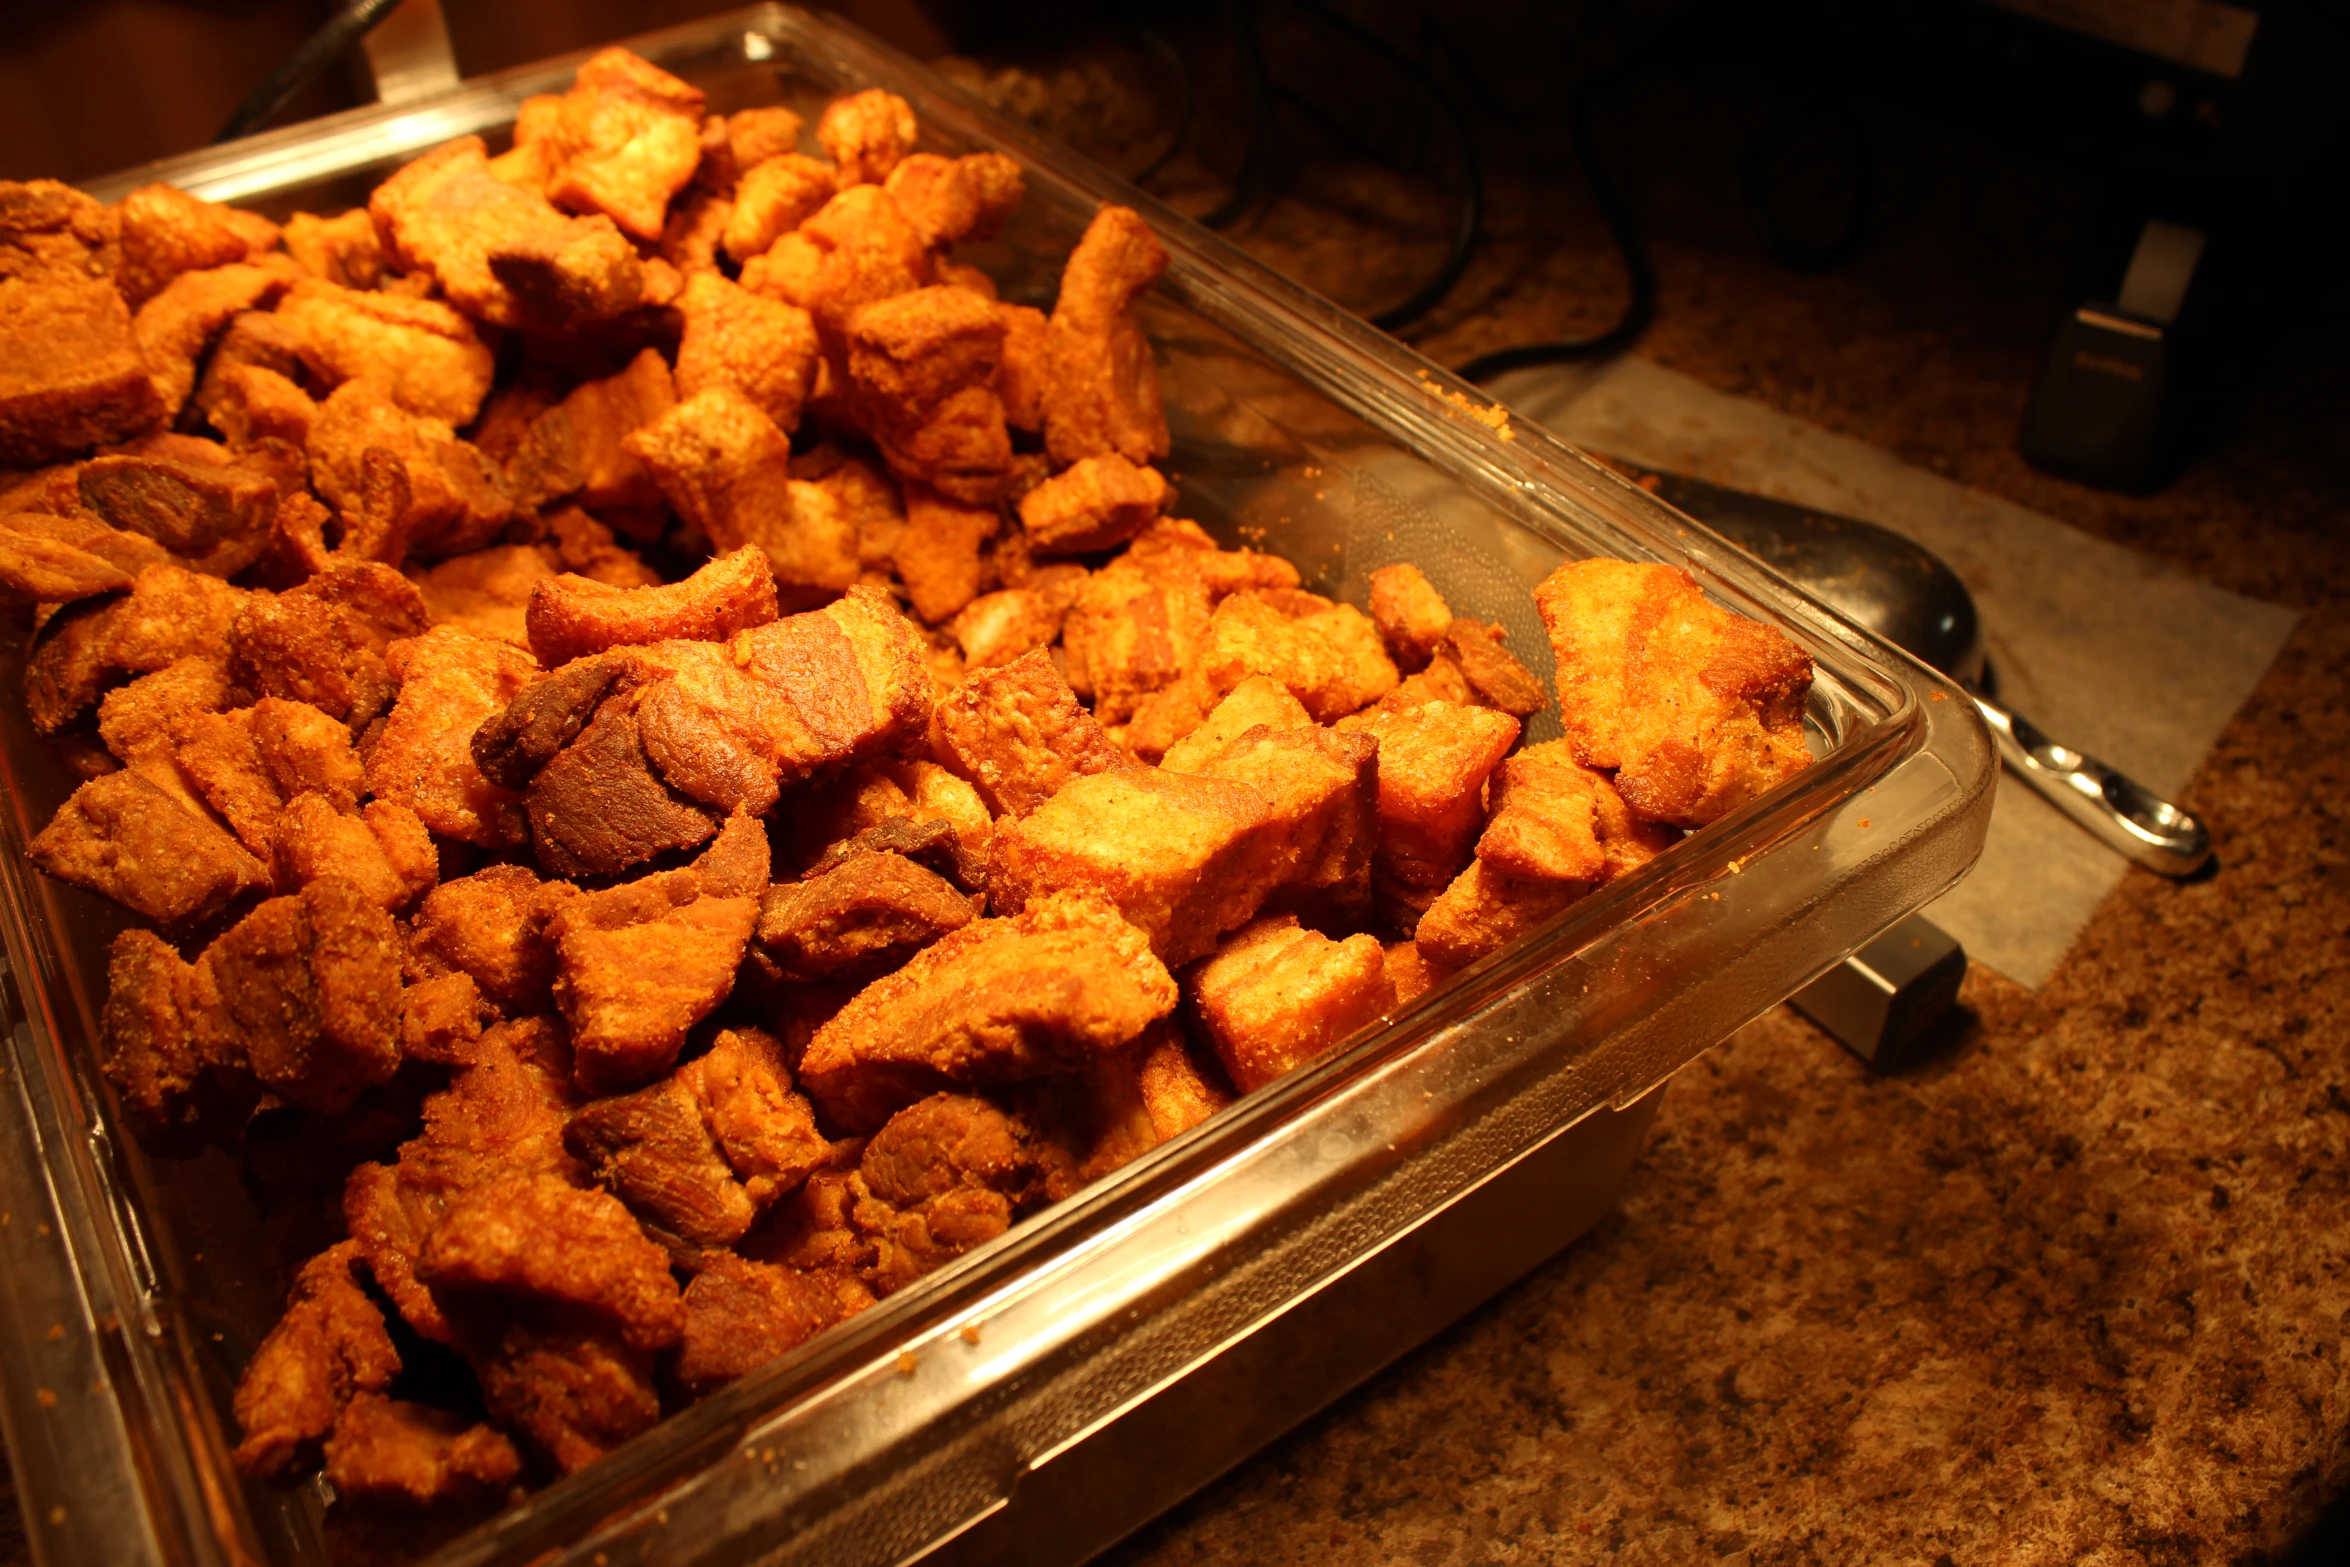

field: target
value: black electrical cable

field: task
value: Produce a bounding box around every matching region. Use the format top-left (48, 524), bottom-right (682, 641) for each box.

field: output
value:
top-left (217, 0), bottom-right (407, 143)
top-left (1129, 26), bottom-right (1197, 187)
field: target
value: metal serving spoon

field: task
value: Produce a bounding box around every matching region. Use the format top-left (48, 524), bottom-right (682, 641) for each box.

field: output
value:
top-left (1624, 465), bottom-right (2212, 878)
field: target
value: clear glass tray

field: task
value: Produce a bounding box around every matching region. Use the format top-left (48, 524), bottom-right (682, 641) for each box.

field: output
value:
top-left (5, 9), bottom-right (1996, 1565)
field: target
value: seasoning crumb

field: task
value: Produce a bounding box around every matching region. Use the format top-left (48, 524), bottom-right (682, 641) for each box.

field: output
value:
top-left (959, 1322), bottom-right (982, 1345)
top-left (47, 1507), bottom-right (64, 1526)
top-left (35, 1388), bottom-right (56, 1409)
top-left (896, 1350), bottom-right (918, 1375)
top-left (45, 1323), bottom-right (63, 1341)
top-left (1858, 818), bottom-right (1872, 829)
top-left (1414, 370), bottom-right (1515, 439)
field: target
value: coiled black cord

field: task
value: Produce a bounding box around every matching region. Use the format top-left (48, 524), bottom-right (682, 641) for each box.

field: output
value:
top-left (217, 0), bottom-right (407, 143)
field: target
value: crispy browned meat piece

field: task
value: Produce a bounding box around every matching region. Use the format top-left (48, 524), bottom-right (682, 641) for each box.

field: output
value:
top-left (693, 1025), bottom-right (833, 1195)
top-left (370, 138), bottom-right (643, 331)
top-left (1535, 558), bottom-right (1813, 826)
top-left (673, 1253), bottom-right (871, 1395)
top-left (1155, 675), bottom-right (1311, 771)
top-left (661, 186), bottom-right (732, 276)
top-left (407, 863), bottom-right (580, 1015)
top-left (416, 1169), bottom-right (685, 1349)
top-left (321, 1393), bottom-right (522, 1508)
top-left (1042, 205), bottom-right (1169, 467)
top-left (756, 848), bottom-right (976, 983)
top-left (204, 364), bottom-right (319, 452)
top-left (722, 153), bottom-right (837, 263)
top-left (471, 1323), bottom-right (662, 1476)
top-left (0, 514), bottom-right (137, 603)
top-left (947, 586), bottom-right (1066, 672)
top-left (132, 262), bottom-right (290, 420)
top-left (26, 562), bottom-right (245, 732)
top-left (231, 1240), bottom-right (401, 1482)
top-left (408, 543), bottom-right (558, 647)
top-left (281, 208), bottom-right (387, 289)
top-left (1412, 858), bottom-right (1587, 970)
top-left (544, 505), bottom-right (659, 588)
top-left (530, 49), bottom-right (707, 243)
top-left (1440, 618), bottom-right (1547, 717)
top-left (674, 271), bottom-right (820, 431)
top-left (190, 876), bottom-right (406, 1115)
top-left (990, 769), bottom-right (1292, 966)
top-left (716, 107), bottom-right (805, 186)
top-left (31, 767), bottom-right (268, 923)
top-left (1474, 738), bottom-right (1675, 886)
top-left (799, 892), bottom-right (1175, 1131)
top-left (1198, 591), bottom-right (1399, 724)
top-left (229, 559), bottom-right (429, 721)
top-left (1017, 453), bottom-right (1166, 555)
top-left (96, 656), bottom-right (230, 808)
top-left (851, 1091), bottom-right (1072, 1294)
top-left (400, 971), bottom-right (484, 1065)
top-left (270, 795), bottom-right (438, 913)
top-left (739, 184), bottom-right (931, 363)
top-left (818, 89), bottom-right (918, 186)
top-left (1174, 722), bottom-right (1379, 922)
top-left (368, 625), bottom-right (540, 848)
top-left (1367, 563), bottom-right (1451, 671)
top-left (549, 815), bottom-right (766, 1092)
top-left (74, 449), bottom-right (278, 576)
top-left (930, 647), bottom-right (1130, 818)
top-left (306, 381), bottom-right (514, 561)
top-left (524, 684), bottom-right (722, 874)
top-left (625, 387), bottom-right (859, 607)
top-left (1057, 1020), bottom-right (1235, 1180)
top-left (0, 182), bottom-right (163, 465)
top-left (469, 652), bottom-right (630, 790)
top-left (98, 928), bottom-right (241, 1152)
top-left (1186, 914), bottom-right (1394, 1092)
top-left (1058, 561), bottom-right (1209, 726)
top-left (846, 291), bottom-right (1014, 506)
top-left (173, 696), bottom-right (364, 854)
top-left (1353, 700), bottom-right (1522, 893)
top-left (892, 481), bottom-right (996, 624)
top-left (274, 278), bottom-right (495, 427)
top-left (114, 183), bottom-right (277, 306)
top-left (803, 810), bottom-right (986, 895)
top-left (525, 543), bottom-right (777, 667)
top-left (882, 152), bottom-right (1022, 250)
top-left (503, 349), bottom-right (676, 513)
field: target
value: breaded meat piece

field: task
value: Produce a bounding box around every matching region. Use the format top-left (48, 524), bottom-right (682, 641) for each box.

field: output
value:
top-left (1017, 453), bottom-right (1166, 555)
top-left (526, 542), bottom-right (777, 667)
top-left (739, 184), bottom-right (931, 359)
top-left (989, 769), bottom-right (1289, 966)
top-left (1058, 561), bottom-right (1211, 726)
top-left (1353, 647), bottom-right (1477, 720)
top-left (229, 560), bottom-right (428, 721)
top-left (1535, 558), bottom-right (1813, 827)
top-left (1199, 591), bottom-right (1399, 723)
top-left (407, 543), bottom-right (559, 646)
top-left (202, 363), bottom-right (319, 452)
top-left (700, 106), bottom-right (805, 192)
top-left (269, 795), bottom-right (438, 913)
top-left (882, 151), bottom-right (1023, 250)
top-left (113, 183), bottom-right (278, 307)
top-left (1064, 1021), bottom-right (1234, 1180)
top-left (275, 279), bottom-right (495, 425)
top-left (75, 449), bottom-right (279, 577)
top-left (799, 893), bottom-right (1174, 1132)
top-left (321, 1394), bottom-right (522, 1509)
top-left (96, 930), bottom-right (238, 1152)
top-left (0, 182), bottom-right (163, 464)
top-left (930, 647), bottom-right (1130, 817)
top-left (26, 563), bottom-right (245, 732)
top-left (549, 816), bottom-right (766, 1092)
top-left (531, 49), bottom-right (707, 242)
top-left (1185, 914), bottom-right (1394, 1092)
top-left (995, 300), bottom-right (1050, 433)
top-left (792, 443), bottom-right (906, 571)
top-left (691, 1025), bottom-right (833, 1202)
top-left (756, 848), bottom-right (976, 983)
top-left (722, 153), bottom-right (837, 264)
top-left (369, 624), bottom-right (539, 846)
top-left (416, 1170), bottom-right (684, 1350)
top-left (31, 768), bottom-right (268, 924)
top-left (850, 1092), bottom-right (1074, 1294)
top-left (1174, 722), bottom-right (1379, 919)
top-left (399, 971), bottom-right (485, 1065)
top-left (1155, 675), bottom-right (1313, 772)
top-left (661, 186), bottom-right (732, 276)
top-left (132, 262), bottom-right (290, 419)
top-left (818, 89), bottom-right (919, 187)
top-left (503, 348), bottom-right (676, 513)
top-left (1384, 939), bottom-right (1445, 1007)
top-left (1441, 617), bottom-right (1547, 717)
top-left (1367, 562), bottom-right (1452, 671)
top-left (230, 1241), bottom-right (400, 1482)
top-left (947, 586), bottom-right (1066, 672)
top-left (846, 285), bottom-right (1013, 503)
top-left (281, 208), bottom-right (387, 289)
top-left (674, 271), bottom-right (819, 432)
top-left (674, 1253), bottom-right (870, 1394)
top-left (97, 654), bottom-right (230, 768)
top-left (370, 137), bottom-right (644, 331)
top-left (626, 386), bottom-right (860, 608)
top-left (892, 480), bottom-right (996, 623)
top-left (1353, 701), bottom-right (1521, 892)
top-left (306, 381), bottom-right (513, 561)
top-left (492, 689), bottom-right (715, 876)
top-left (545, 504), bottom-right (660, 588)
top-left (407, 863), bottom-right (580, 1015)
top-left (1042, 205), bottom-right (1170, 467)
top-left (0, 512), bottom-right (160, 604)
top-left (1475, 738), bottom-right (1676, 886)
top-left (1413, 857), bottom-right (1587, 971)
top-left (173, 696), bottom-right (365, 854)
top-left (1123, 517), bottom-right (1303, 597)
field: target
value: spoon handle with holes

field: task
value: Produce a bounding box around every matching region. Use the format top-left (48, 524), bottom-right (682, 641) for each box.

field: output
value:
top-left (1968, 690), bottom-right (2212, 877)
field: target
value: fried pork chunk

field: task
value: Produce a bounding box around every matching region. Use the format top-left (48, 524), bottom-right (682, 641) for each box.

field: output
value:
top-left (132, 262), bottom-right (290, 420)
top-left (32, 769), bottom-right (268, 925)
top-left (1178, 589), bottom-right (1399, 734)
top-left (275, 280), bottom-right (495, 426)
top-left (845, 1092), bottom-right (1073, 1295)
top-left (26, 562), bottom-right (245, 732)
top-left (1368, 563), bottom-right (1452, 671)
top-left (367, 625), bottom-right (540, 848)
top-left (526, 48), bottom-right (707, 242)
top-left (757, 848), bottom-right (977, 983)
top-left (0, 511), bottom-right (168, 605)
top-left (1535, 558), bottom-right (1813, 826)
top-left (75, 447), bottom-right (280, 577)
top-left (893, 482), bottom-right (996, 624)
top-left (1042, 205), bottom-right (1170, 467)
top-left (882, 152), bottom-right (1023, 250)
top-left (1054, 1021), bottom-right (1234, 1181)
top-left (674, 271), bottom-right (820, 430)
top-left (231, 1240), bottom-right (401, 1482)
top-left (406, 864), bottom-right (579, 1016)
top-left (96, 655), bottom-right (231, 799)
top-left (739, 184), bottom-right (932, 360)
top-left (721, 154), bottom-right (837, 265)
top-left (930, 648), bottom-right (1129, 817)
top-left (798, 893), bottom-right (1176, 1132)
top-left (0, 181), bottom-right (163, 464)
top-left (370, 137), bottom-right (644, 331)
top-left (114, 183), bottom-right (279, 307)
top-left (818, 89), bottom-right (919, 186)
top-left (1186, 914), bottom-right (1395, 1092)
top-left (1412, 859), bottom-right (1586, 971)
top-left (281, 208), bottom-right (387, 289)
top-left (503, 349), bottom-right (677, 514)
top-left (321, 1394), bottom-right (522, 1510)
top-left (229, 560), bottom-right (429, 721)
top-left (674, 1253), bottom-right (872, 1395)
top-left (1171, 722), bottom-right (1380, 920)
top-left (270, 795), bottom-right (438, 913)
top-left (989, 770), bottom-right (1288, 967)
top-left (1060, 521), bottom-right (1299, 724)
top-left (167, 696), bottom-right (363, 854)
top-left (1019, 456), bottom-right (1166, 559)
top-left (1155, 674), bottom-right (1312, 771)
top-left (518, 680), bottom-right (726, 873)
top-left (524, 542), bottom-right (778, 667)
top-left (1475, 739), bottom-right (1676, 887)
top-left (1352, 701), bottom-right (1522, 894)
top-left (549, 814), bottom-right (767, 1093)
top-left (845, 284), bottom-right (1014, 504)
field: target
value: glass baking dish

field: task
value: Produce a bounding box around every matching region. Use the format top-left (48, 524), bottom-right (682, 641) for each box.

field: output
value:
top-left (5, 8), bottom-right (1995, 1565)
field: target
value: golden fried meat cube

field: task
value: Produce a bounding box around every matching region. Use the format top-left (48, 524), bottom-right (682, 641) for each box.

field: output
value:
top-left (229, 1241), bottom-right (401, 1483)
top-left (173, 695), bottom-right (365, 854)
top-left (526, 542), bottom-right (778, 667)
top-left (798, 893), bottom-right (1175, 1132)
top-left (1442, 617), bottom-right (1547, 717)
top-left (1383, 939), bottom-right (1444, 1008)
top-left (320, 1394), bottom-right (522, 1510)
top-left (1075, 1022), bottom-right (1231, 1181)
top-left (756, 847), bottom-right (977, 984)
top-left (132, 262), bottom-right (289, 419)
top-left (1018, 452), bottom-right (1167, 555)
top-left (1367, 562), bottom-right (1452, 671)
top-left (661, 186), bottom-right (731, 276)
top-left (849, 1092), bottom-right (1077, 1294)
top-left (892, 480), bottom-right (996, 624)
top-left (625, 386), bottom-right (860, 608)
top-left (370, 137), bottom-right (643, 330)
top-left (306, 381), bottom-right (514, 560)
top-left (846, 284), bottom-right (1013, 503)
top-left (545, 504), bottom-right (659, 588)
top-left (1476, 738), bottom-right (1677, 886)
top-left (740, 184), bottom-right (931, 353)
top-left (274, 279), bottom-right (495, 426)
top-left (0, 263), bottom-right (164, 465)
top-left (990, 768), bottom-right (1289, 966)
top-left (995, 300), bottom-right (1050, 433)
top-left (1122, 516), bottom-right (1302, 598)
top-left (203, 363), bottom-right (318, 451)
top-left (1535, 559), bottom-right (1813, 826)
top-left (30, 768), bottom-right (268, 924)
top-left (1413, 858), bottom-right (1587, 970)
top-left (228, 560), bottom-right (429, 721)
top-left (75, 449), bottom-right (279, 577)
top-left (1059, 560), bottom-right (1212, 725)
top-left (946, 586), bottom-right (1064, 671)
top-left (1356, 700), bottom-right (1522, 891)
top-left (407, 543), bottom-right (558, 646)
top-left (674, 1254), bottom-right (868, 1395)
top-left (270, 795), bottom-right (438, 914)
top-left (367, 624), bottom-right (539, 848)
top-left (0, 514), bottom-right (143, 605)
top-left (1042, 205), bottom-right (1169, 467)
top-left (1200, 591), bottom-right (1399, 722)
top-left (674, 271), bottom-right (820, 433)
top-left (793, 443), bottom-right (905, 569)
top-left (97, 655), bottom-right (230, 777)
top-left (503, 347), bottom-right (677, 512)
top-left (26, 562), bottom-right (246, 732)
top-left (930, 647), bottom-right (1129, 818)
top-left (818, 88), bottom-right (919, 186)
top-left (1186, 914), bottom-right (1394, 1093)
top-left (408, 863), bottom-right (579, 1016)
top-left (722, 153), bottom-right (837, 263)
top-left (882, 151), bottom-right (1023, 249)
top-left (722, 107), bottom-right (806, 183)
top-left (281, 208), bottom-right (386, 288)
top-left (114, 183), bottom-right (278, 307)
top-left (535, 48), bottom-right (708, 242)
top-left (1155, 674), bottom-right (1313, 772)
top-left (1175, 722), bottom-right (1379, 916)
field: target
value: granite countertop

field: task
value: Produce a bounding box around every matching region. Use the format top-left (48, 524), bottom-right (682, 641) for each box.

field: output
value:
top-left (1, 24), bottom-right (2342, 1567)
